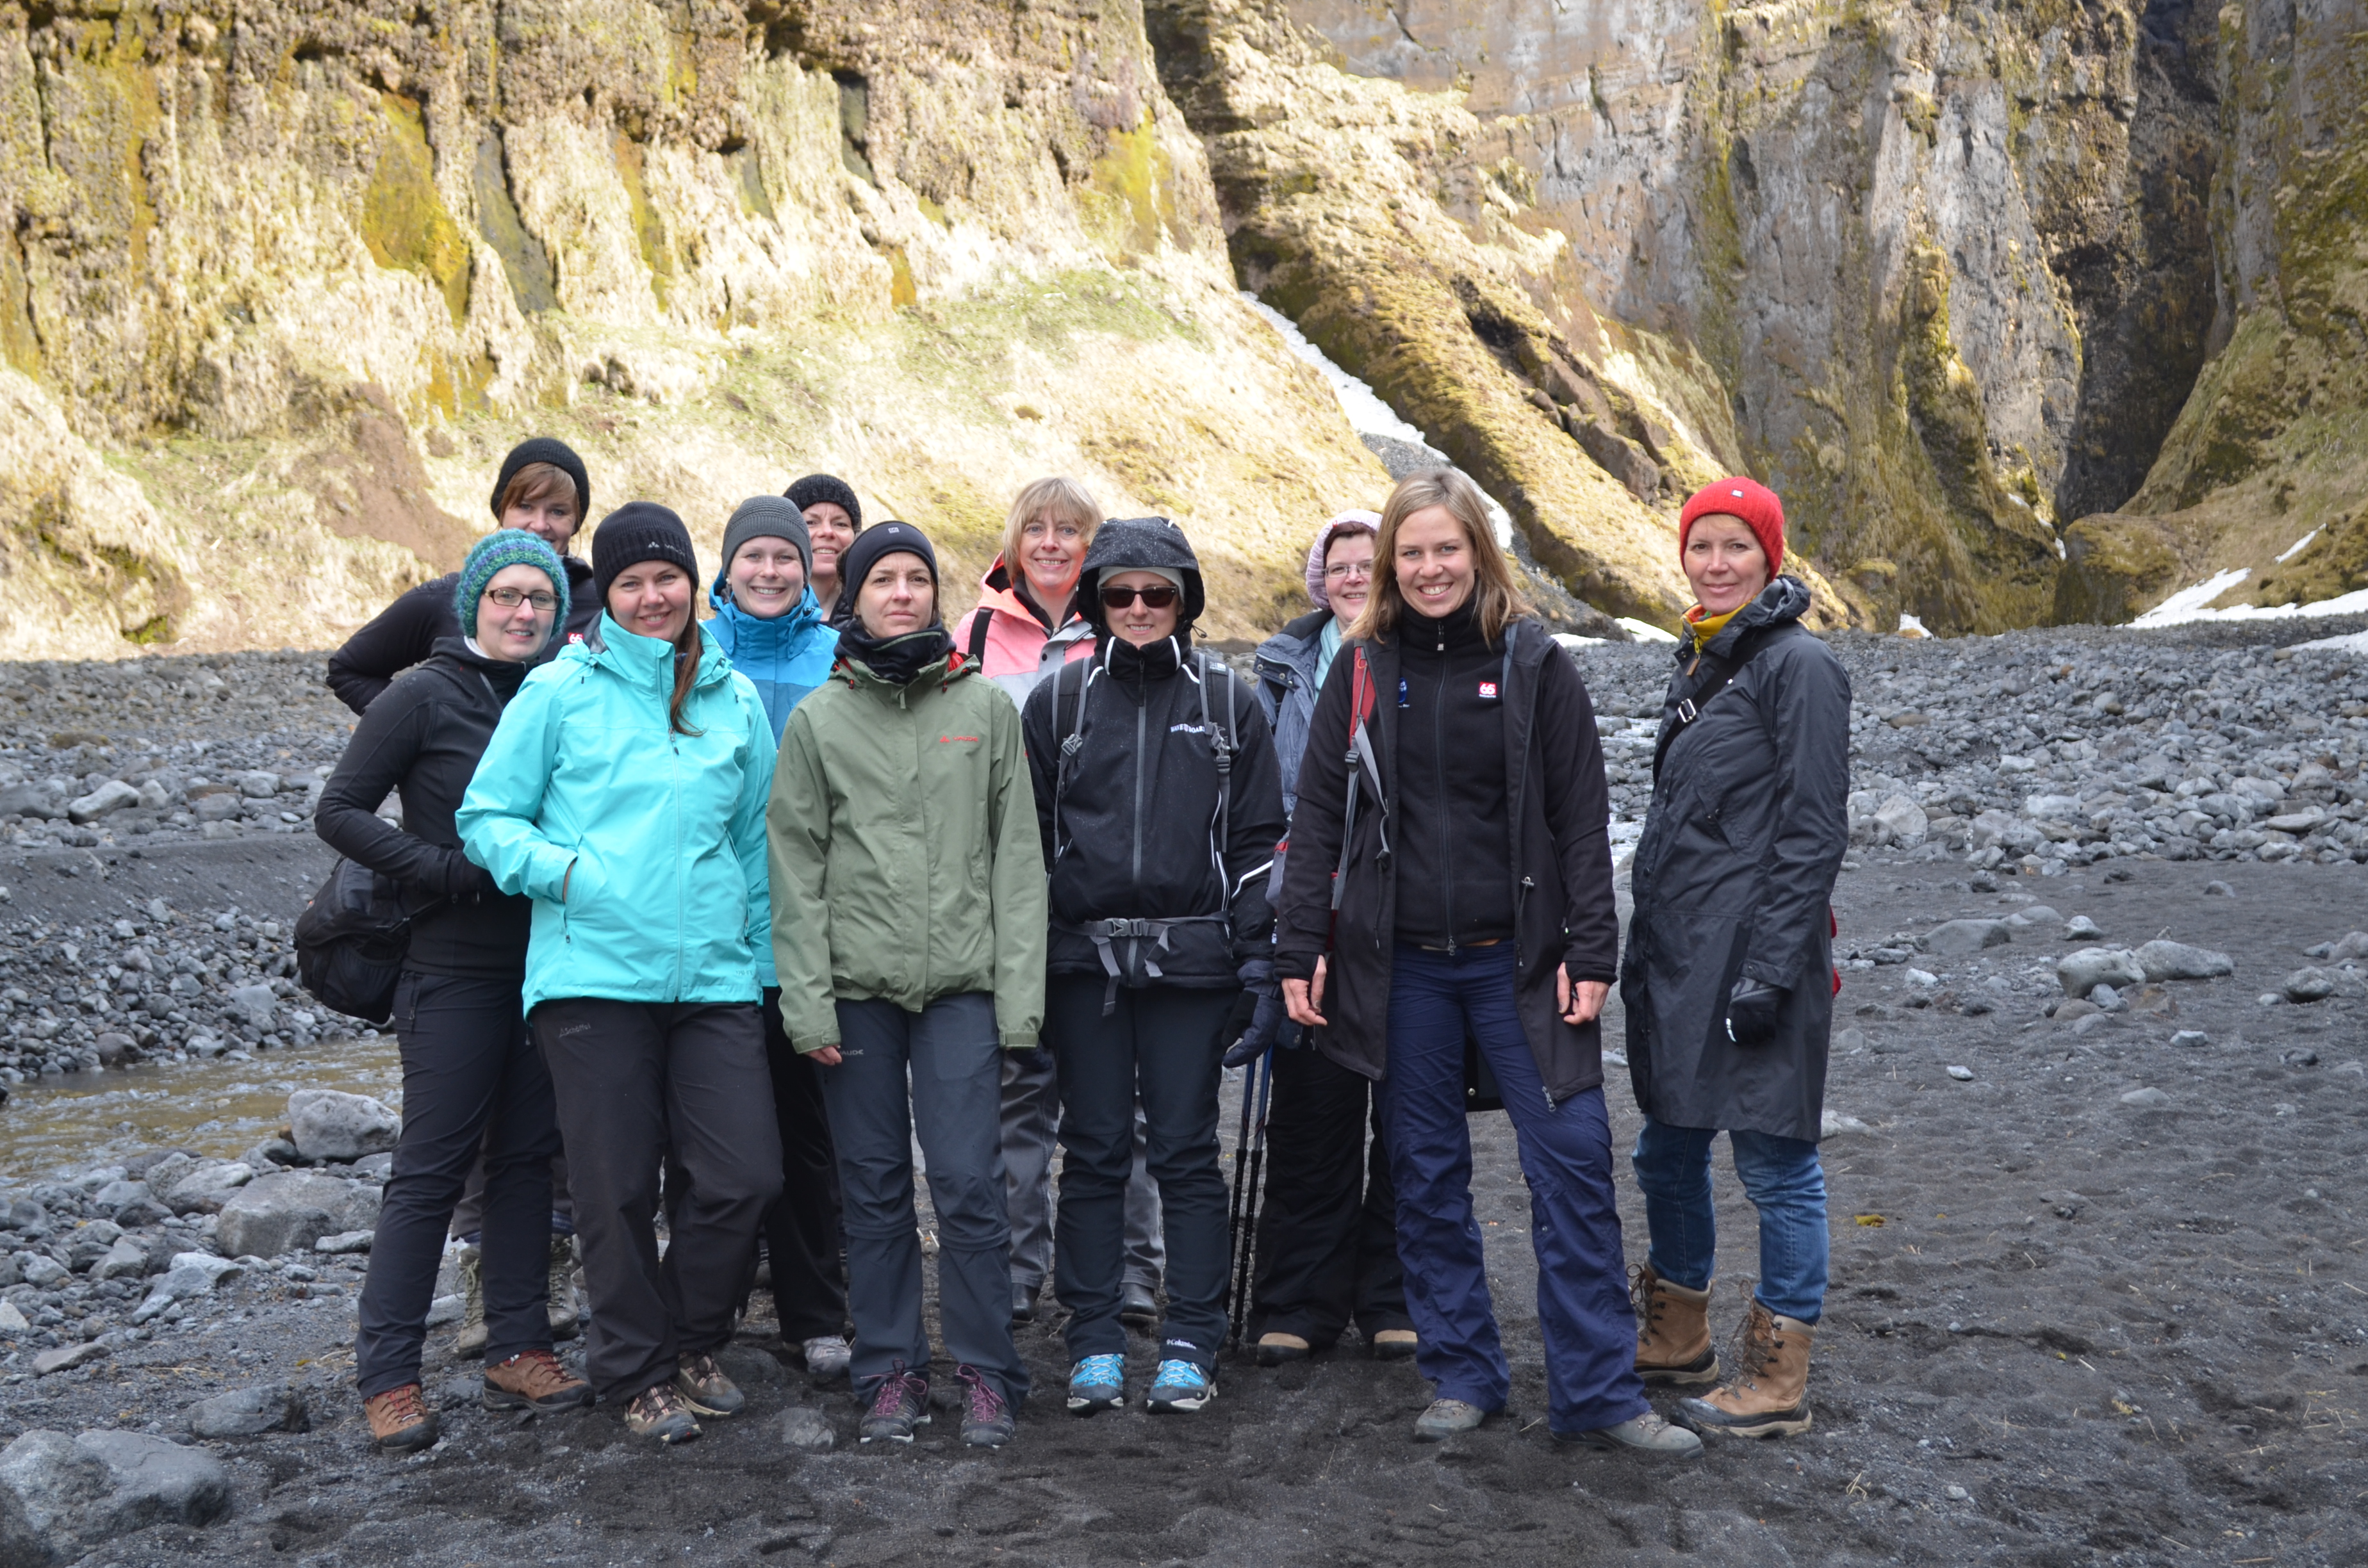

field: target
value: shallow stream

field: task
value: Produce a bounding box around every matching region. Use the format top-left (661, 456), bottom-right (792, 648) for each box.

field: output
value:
top-left (0, 1036), bottom-right (401, 1183)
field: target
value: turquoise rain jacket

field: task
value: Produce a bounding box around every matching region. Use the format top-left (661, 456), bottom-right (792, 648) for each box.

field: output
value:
top-left (707, 573), bottom-right (837, 743)
top-left (458, 612), bottom-right (778, 1012)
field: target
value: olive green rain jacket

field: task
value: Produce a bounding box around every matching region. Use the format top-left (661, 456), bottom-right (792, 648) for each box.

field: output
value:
top-left (766, 648), bottom-right (1048, 1053)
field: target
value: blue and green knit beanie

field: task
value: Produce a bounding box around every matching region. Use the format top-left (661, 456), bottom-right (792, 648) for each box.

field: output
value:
top-left (454, 528), bottom-right (571, 637)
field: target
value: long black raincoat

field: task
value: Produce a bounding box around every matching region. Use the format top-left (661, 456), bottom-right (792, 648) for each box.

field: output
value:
top-left (1620, 575), bottom-right (1852, 1143)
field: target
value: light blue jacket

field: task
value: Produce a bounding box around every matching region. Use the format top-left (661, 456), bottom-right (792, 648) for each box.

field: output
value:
top-left (707, 575), bottom-right (838, 743)
top-left (459, 613), bottom-right (778, 1012)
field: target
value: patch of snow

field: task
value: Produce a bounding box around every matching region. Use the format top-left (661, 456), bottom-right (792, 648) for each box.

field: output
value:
top-left (1898, 613), bottom-right (1928, 637)
top-left (2130, 566), bottom-right (2368, 628)
top-left (2053, 535), bottom-right (2066, 560)
top-left (1618, 617), bottom-right (1680, 644)
top-left (1241, 293), bottom-right (1429, 447)
top-left (2292, 628), bottom-right (2368, 655)
top-left (2276, 530), bottom-right (2319, 563)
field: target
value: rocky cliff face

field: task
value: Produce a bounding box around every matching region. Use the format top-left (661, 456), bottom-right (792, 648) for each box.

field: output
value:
top-left (1154, 0), bottom-right (2355, 633)
top-left (0, 0), bottom-right (1386, 659)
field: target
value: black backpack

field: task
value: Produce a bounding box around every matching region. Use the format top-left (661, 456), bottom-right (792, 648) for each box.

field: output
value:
top-left (294, 858), bottom-right (440, 1026)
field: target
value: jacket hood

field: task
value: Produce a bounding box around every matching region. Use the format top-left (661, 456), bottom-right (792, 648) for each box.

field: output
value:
top-left (708, 576), bottom-right (828, 639)
top-left (1690, 574), bottom-right (1813, 660)
top-left (577, 610), bottom-right (736, 691)
top-left (1076, 516), bottom-right (1205, 634)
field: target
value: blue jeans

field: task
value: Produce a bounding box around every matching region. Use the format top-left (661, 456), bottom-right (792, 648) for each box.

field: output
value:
top-left (1379, 943), bottom-right (1649, 1433)
top-left (1629, 1118), bottom-right (1828, 1323)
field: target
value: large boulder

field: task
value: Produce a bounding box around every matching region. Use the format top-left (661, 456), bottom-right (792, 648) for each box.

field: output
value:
top-left (2057, 947), bottom-right (2146, 997)
top-left (0, 1429), bottom-right (230, 1562)
top-left (1920, 919), bottom-right (2011, 956)
top-left (2134, 940), bottom-right (2235, 981)
top-left (215, 1173), bottom-right (381, 1259)
top-left (287, 1090), bottom-right (400, 1162)
top-left (160, 1161), bottom-right (254, 1216)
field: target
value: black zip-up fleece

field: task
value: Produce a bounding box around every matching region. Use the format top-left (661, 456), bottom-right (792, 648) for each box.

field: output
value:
top-left (315, 639), bottom-right (531, 979)
top-left (1391, 600), bottom-right (1515, 950)
top-left (325, 556), bottom-right (598, 715)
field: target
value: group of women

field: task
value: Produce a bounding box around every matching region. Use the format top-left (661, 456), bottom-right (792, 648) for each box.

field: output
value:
top-left (320, 435), bottom-right (1850, 1458)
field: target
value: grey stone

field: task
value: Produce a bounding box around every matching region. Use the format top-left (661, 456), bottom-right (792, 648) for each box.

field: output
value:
top-left (2057, 947), bottom-right (2145, 997)
top-left (778, 1407), bottom-right (836, 1453)
top-left (227, 984), bottom-right (277, 1030)
top-left (2119, 1086), bottom-right (2172, 1107)
top-left (313, 1230), bottom-right (371, 1255)
top-left (235, 771), bottom-right (281, 799)
top-left (2064, 915), bottom-right (2105, 940)
top-left (2283, 968), bottom-right (2337, 1004)
top-left (2025, 793), bottom-right (2083, 820)
top-left (2088, 983), bottom-right (2126, 1013)
top-left (65, 781), bottom-right (140, 824)
top-left (286, 1088), bottom-right (400, 1162)
top-left (0, 1299), bottom-right (26, 1332)
top-left (1820, 1110), bottom-right (1873, 1137)
top-left (31, 1342), bottom-right (109, 1376)
top-left (215, 1173), bottom-right (380, 1259)
top-left (0, 783), bottom-right (62, 820)
top-left (718, 1345), bottom-right (787, 1389)
top-left (131, 1254), bottom-right (243, 1324)
top-left (2002, 904), bottom-right (2062, 929)
top-left (1920, 919), bottom-right (2010, 956)
top-left (161, 1160), bottom-right (254, 1216)
top-left (1945, 1065), bottom-right (1975, 1081)
top-left (192, 794), bottom-right (242, 824)
top-left (1, 1198), bottom-right (46, 1231)
top-left (2171, 1029), bottom-right (2212, 1048)
top-left (90, 1239), bottom-right (147, 1282)
top-left (93, 1033), bottom-right (138, 1066)
top-left (187, 1385), bottom-right (308, 1439)
top-left (71, 1430), bottom-right (233, 1537)
top-left (2328, 931), bottom-right (2368, 961)
top-left (17, 1254), bottom-right (67, 1288)
top-left (349, 1153), bottom-right (393, 1182)
top-left (1873, 794), bottom-right (1928, 847)
top-left (2204, 880), bottom-right (2234, 896)
top-left (88, 1180), bottom-right (149, 1213)
top-left (2135, 940), bottom-right (2235, 981)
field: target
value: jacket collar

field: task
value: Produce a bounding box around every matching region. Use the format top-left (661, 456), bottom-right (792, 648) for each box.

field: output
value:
top-left (707, 584), bottom-right (828, 655)
top-left (1686, 575), bottom-right (1813, 662)
top-left (577, 612), bottom-right (732, 690)
top-left (976, 554), bottom-right (1083, 636)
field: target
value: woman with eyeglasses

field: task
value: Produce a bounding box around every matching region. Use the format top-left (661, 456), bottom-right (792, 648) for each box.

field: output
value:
top-left (1022, 518), bottom-right (1287, 1419)
top-left (1237, 510), bottom-right (1418, 1368)
top-left (318, 530), bottom-right (589, 1453)
top-left (951, 480), bottom-right (1165, 1332)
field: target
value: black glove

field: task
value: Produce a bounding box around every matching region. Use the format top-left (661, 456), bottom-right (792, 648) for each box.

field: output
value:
top-left (1724, 977), bottom-right (1784, 1045)
top-left (1224, 990), bottom-right (1292, 1068)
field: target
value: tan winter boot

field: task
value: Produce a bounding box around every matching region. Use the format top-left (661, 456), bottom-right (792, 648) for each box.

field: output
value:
top-left (452, 1243), bottom-right (488, 1359)
top-left (1631, 1264), bottom-right (1718, 1387)
top-left (1677, 1301), bottom-right (1814, 1438)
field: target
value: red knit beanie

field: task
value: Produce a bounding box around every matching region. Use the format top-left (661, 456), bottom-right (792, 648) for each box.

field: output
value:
top-left (1679, 477), bottom-right (1785, 575)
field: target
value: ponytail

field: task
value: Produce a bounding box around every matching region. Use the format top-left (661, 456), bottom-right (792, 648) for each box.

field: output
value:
top-left (669, 615), bottom-right (705, 737)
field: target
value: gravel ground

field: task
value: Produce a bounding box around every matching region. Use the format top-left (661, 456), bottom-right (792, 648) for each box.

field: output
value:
top-left (1, 626), bottom-right (2364, 1565)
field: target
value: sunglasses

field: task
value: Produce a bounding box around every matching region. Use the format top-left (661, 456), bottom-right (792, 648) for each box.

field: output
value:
top-left (1099, 584), bottom-right (1180, 610)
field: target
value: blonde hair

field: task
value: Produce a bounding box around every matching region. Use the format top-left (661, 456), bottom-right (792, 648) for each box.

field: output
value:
top-left (1347, 468), bottom-right (1529, 645)
top-left (1001, 477), bottom-right (1101, 585)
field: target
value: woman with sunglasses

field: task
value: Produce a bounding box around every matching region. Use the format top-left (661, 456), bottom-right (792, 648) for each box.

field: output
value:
top-left (1238, 510), bottom-right (1418, 1368)
top-left (318, 530), bottom-right (588, 1452)
top-left (1023, 518), bottom-right (1287, 1417)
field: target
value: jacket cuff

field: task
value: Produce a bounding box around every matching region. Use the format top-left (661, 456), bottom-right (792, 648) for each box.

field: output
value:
top-left (1272, 949), bottom-right (1319, 983)
top-left (791, 1029), bottom-right (841, 1054)
top-left (1738, 958), bottom-right (1795, 990)
top-left (521, 846), bottom-right (575, 904)
top-left (998, 1031), bottom-right (1039, 1050)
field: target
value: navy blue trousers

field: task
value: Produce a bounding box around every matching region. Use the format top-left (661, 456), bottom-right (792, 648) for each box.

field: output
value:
top-left (1379, 943), bottom-right (1648, 1433)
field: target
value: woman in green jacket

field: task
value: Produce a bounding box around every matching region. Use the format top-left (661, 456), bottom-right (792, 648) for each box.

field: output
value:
top-left (459, 504), bottom-right (782, 1449)
top-left (768, 521), bottom-right (1048, 1450)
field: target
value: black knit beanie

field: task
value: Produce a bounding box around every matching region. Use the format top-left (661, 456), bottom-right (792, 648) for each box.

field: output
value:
top-left (489, 437), bottom-right (592, 524)
top-left (786, 474), bottom-right (863, 532)
top-left (591, 503), bottom-right (700, 605)
top-left (830, 521), bottom-right (938, 623)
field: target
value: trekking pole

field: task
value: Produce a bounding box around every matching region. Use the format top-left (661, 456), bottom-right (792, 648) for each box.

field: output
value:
top-left (1225, 1043), bottom-right (1275, 1350)
top-left (1222, 1043), bottom-right (1262, 1347)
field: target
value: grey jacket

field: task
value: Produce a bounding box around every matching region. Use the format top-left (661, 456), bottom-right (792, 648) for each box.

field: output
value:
top-left (1251, 608), bottom-right (1332, 815)
top-left (1620, 576), bottom-right (1852, 1143)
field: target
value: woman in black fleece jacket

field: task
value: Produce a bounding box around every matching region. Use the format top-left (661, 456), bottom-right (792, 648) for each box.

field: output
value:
top-left (315, 531), bottom-right (589, 1453)
top-left (1274, 469), bottom-right (1697, 1457)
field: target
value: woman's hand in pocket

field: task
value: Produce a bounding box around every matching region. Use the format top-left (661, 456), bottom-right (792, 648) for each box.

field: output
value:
top-left (807, 1045), bottom-right (843, 1066)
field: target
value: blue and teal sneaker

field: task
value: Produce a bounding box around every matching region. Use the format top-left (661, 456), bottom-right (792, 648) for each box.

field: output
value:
top-left (1146, 1356), bottom-right (1215, 1414)
top-left (1067, 1353), bottom-right (1125, 1416)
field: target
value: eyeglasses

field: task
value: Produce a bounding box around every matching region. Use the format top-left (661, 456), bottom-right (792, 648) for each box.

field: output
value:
top-left (1323, 560), bottom-right (1373, 581)
top-left (1100, 584), bottom-right (1180, 610)
top-left (485, 587), bottom-right (559, 612)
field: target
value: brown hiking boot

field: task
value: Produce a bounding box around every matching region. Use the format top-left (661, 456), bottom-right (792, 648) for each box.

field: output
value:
top-left (1676, 1301), bottom-right (1814, 1438)
top-left (674, 1352), bottom-right (746, 1417)
top-left (365, 1383), bottom-right (439, 1453)
top-left (483, 1348), bottom-right (593, 1413)
top-left (623, 1382), bottom-right (702, 1445)
top-left (1631, 1264), bottom-right (1718, 1387)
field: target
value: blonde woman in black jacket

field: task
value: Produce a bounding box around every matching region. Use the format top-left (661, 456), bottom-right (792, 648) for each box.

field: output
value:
top-left (1274, 469), bottom-right (1697, 1457)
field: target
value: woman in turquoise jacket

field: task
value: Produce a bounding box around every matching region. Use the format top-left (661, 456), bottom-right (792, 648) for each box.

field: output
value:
top-left (459, 503), bottom-right (782, 1449)
top-left (705, 494), bottom-right (851, 1385)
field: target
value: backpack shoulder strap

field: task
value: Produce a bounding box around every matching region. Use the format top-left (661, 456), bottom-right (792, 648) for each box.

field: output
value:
top-left (1051, 655), bottom-right (1094, 861)
top-left (967, 608), bottom-right (993, 664)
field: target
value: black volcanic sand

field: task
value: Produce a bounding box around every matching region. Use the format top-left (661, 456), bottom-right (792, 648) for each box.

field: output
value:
top-left (3, 854), bottom-right (2364, 1566)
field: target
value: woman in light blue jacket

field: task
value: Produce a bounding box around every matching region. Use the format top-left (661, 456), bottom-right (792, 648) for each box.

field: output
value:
top-left (459, 503), bottom-right (782, 1449)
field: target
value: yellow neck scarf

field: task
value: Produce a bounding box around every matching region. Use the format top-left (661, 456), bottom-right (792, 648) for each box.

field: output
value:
top-left (1687, 605), bottom-right (1740, 646)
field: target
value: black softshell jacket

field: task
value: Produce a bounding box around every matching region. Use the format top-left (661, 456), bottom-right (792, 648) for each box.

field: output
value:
top-left (1620, 576), bottom-right (1852, 1143)
top-left (325, 555), bottom-right (598, 714)
top-left (315, 639), bottom-right (532, 979)
top-left (1272, 618), bottom-right (1620, 1102)
top-left (1023, 636), bottom-right (1287, 990)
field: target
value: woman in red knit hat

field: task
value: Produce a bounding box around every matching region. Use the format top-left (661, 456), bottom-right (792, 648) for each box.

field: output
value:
top-left (1621, 477), bottom-right (1852, 1439)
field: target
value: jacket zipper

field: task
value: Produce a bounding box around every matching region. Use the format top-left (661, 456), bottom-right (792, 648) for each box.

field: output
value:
top-left (1432, 620), bottom-right (1454, 955)
top-left (1130, 696), bottom-right (1147, 890)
